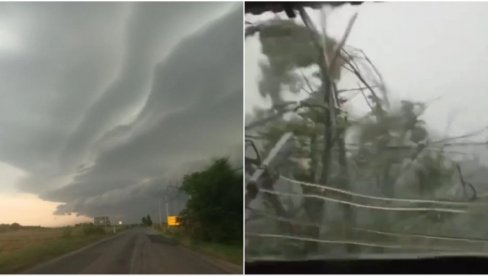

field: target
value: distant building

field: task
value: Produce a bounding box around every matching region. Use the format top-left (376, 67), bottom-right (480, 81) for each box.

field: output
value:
top-left (94, 216), bottom-right (111, 226)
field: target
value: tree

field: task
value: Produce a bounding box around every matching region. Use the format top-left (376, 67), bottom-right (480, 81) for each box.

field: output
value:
top-left (180, 158), bottom-right (242, 243)
top-left (141, 215), bottom-right (152, 226)
top-left (246, 16), bottom-right (356, 254)
top-left (253, 19), bottom-right (347, 106)
top-left (10, 223), bottom-right (21, 230)
top-left (245, 9), bottom-right (468, 256)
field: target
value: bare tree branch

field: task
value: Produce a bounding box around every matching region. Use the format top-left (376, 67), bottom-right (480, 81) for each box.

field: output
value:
top-left (358, 84), bottom-right (374, 111)
top-left (337, 86), bottom-right (379, 93)
top-left (300, 71), bottom-right (317, 94)
top-left (433, 125), bottom-right (488, 144)
top-left (342, 49), bottom-right (383, 110)
top-left (456, 163), bottom-right (478, 200)
top-left (329, 13), bottom-right (358, 73)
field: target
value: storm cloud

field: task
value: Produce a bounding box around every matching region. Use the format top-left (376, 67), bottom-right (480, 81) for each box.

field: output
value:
top-left (0, 2), bottom-right (243, 222)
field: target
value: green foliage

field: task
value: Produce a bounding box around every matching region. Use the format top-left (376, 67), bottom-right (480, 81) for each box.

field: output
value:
top-left (351, 99), bottom-right (448, 198)
top-left (415, 152), bottom-right (456, 194)
top-left (260, 20), bottom-right (320, 69)
top-left (257, 20), bottom-right (347, 105)
top-left (141, 215), bottom-right (153, 226)
top-left (81, 224), bottom-right (105, 236)
top-left (180, 158), bottom-right (242, 244)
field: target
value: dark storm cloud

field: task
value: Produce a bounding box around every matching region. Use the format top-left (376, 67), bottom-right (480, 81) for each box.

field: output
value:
top-left (0, 2), bottom-right (242, 222)
top-left (0, 3), bottom-right (126, 170)
top-left (58, 2), bottom-right (235, 171)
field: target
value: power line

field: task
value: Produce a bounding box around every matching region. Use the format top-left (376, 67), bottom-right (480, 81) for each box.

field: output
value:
top-left (353, 227), bottom-right (488, 244)
top-left (279, 175), bottom-right (475, 207)
top-left (260, 189), bottom-right (467, 213)
top-left (248, 208), bottom-right (488, 245)
top-left (246, 232), bottom-right (477, 253)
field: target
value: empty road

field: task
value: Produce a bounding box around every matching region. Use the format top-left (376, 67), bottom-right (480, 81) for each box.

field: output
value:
top-left (24, 228), bottom-right (241, 274)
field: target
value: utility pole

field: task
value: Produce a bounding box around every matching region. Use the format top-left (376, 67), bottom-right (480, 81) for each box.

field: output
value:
top-left (166, 195), bottom-right (170, 218)
top-left (158, 198), bottom-right (162, 228)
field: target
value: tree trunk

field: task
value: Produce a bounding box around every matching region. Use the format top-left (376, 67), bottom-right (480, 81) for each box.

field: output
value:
top-left (337, 136), bottom-right (358, 253)
top-left (373, 163), bottom-right (393, 253)
top-left (298, 6), bottom-right (336, 255)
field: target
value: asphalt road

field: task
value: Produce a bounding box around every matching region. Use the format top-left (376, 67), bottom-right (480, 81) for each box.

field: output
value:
top-left (25, 228), bottom-right (241, 274)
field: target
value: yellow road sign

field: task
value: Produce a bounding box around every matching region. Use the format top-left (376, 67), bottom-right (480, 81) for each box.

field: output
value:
top-left (167, 216), bottom-right (181, 226)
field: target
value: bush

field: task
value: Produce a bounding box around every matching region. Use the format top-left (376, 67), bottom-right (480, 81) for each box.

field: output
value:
top-left (82, 224), bottom-right (105, 236)
top-left (10, 223), bottom-right (21, 231)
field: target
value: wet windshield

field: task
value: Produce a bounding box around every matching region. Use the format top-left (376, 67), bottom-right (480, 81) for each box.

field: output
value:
top-left (245, 2), bottom-right (488, 261)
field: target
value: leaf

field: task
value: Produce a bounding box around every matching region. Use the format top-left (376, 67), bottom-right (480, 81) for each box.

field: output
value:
top-left (257, 19), bottom-right (348, 105)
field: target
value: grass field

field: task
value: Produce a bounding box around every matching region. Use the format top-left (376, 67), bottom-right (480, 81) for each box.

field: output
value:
top-left (0, 225), bottom-right (123, 273)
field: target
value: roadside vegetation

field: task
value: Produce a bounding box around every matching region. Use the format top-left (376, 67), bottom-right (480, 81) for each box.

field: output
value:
top-left (171, 232), bottom-right (242, 265)
top-left (154, 158), bottom-right (243, 266)
top-left (141, 215), bottom-right (153, 226)
top-left (0, 223), bottom-right (127, 273)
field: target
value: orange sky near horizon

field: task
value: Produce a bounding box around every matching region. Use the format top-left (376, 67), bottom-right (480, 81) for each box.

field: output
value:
top-left (0, 162), bottom-right (92, 227)
top-left (0, 193), bottom-right (92, 227)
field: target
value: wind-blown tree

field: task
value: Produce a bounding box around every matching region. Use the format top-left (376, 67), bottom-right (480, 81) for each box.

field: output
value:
top-left (348, 96), bottom-right (462, 252)
top-left (246, 11), bottom-right (475, 256)
top-left (352, 100), bottom-right (430, 197)
top-left (254, 19), bottom-right (347, 106)
top-left (247, 16), bottom-right (357, 254)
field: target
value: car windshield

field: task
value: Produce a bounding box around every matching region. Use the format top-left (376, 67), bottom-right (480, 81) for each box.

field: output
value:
top-left (245, 2), bottom-right (488, 261)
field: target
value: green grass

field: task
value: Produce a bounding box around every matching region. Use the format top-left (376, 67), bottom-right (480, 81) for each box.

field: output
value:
top-left (0, 232), bottom-right (113, 273)
top-left (155, 227), bottom-right (242, 266)
top-left (180, 238), bottom-right (243, 265)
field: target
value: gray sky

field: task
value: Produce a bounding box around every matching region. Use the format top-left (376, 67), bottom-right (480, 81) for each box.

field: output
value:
top-left (246, 2), bottom-right (488, 151)
top-left (0, 2), bottom-right (243, 226)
